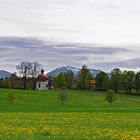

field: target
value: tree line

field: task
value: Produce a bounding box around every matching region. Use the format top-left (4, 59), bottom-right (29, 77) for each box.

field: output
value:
top-left (0, 62), bottom-right (140, 94)
top-left (53, 65), bottom-right (140, 94)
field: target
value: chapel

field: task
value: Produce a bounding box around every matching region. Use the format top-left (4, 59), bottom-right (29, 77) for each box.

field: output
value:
top-left (36, 69), bottom-right (48, 90)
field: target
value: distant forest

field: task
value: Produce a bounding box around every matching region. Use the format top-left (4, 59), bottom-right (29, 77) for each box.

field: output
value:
top-left (0, 61), bottom-right (140, 94)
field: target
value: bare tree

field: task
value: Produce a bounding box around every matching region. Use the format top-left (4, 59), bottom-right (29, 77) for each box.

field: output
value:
top-left (31, 62), bottom-right (42, 89)
top-left (16, 61), bottom-right (32, 90)
top-left (58, 89), bottom-right (68, 106)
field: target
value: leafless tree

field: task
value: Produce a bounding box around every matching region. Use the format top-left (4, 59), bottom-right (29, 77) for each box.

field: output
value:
top-left (58, 89), bottom-right (68, 106)
top-left (31, 62), bottom-right (42, 89)
top-left (16, 61), bottom-right (32, 89)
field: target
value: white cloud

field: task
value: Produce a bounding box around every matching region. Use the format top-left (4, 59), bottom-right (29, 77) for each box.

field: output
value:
top-left (0, 0), bottom-right (140, 72)
top-left (0, 0), bottom-right (140, 45)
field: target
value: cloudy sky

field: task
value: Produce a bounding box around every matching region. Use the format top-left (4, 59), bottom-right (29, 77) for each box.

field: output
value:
top-left (0, 0), bottom-right (140, 72)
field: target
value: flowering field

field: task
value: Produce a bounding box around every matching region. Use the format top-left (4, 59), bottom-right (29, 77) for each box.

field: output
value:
top-left (0, 113), bottom-right (139, 140)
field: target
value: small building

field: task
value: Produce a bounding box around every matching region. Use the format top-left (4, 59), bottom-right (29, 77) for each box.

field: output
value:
top-left (87, 79), bottom-right (96, 89)
top-left (36, 69), bottom-right (48, 90)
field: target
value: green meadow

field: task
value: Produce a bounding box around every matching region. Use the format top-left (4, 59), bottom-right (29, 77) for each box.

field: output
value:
top-left (0, 88), bottom-right (139, 112)
top-left (0, 88), bottom-right (140, 139)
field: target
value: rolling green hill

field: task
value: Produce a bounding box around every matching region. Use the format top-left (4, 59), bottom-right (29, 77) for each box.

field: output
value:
top-left (0, 88), bottom-right (139, 113)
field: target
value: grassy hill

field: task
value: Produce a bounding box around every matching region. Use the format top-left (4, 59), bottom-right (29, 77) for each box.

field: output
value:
top-left (0, 88), bottom-right (139, 113)
top-left (0, 89), bottom-right (140, 139)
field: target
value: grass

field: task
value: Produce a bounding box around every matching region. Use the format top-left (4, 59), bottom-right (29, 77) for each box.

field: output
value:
top-left (0, 88), bottom-right (140, 139)
top-left (0, 88), bottom-right (139, 112)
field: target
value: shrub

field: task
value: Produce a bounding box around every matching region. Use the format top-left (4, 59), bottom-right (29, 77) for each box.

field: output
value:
top-left (105, 89), bottom-right (116, 106)
top-left (7, 93), bottom-right (16, 105)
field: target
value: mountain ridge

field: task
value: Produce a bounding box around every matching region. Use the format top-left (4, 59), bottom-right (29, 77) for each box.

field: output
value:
top-left (47, 65), bottom-right (102, 77)
top-left (0, 66), bottom-right (110, 79)
top-left (0, 70), bottom-right (11, 79)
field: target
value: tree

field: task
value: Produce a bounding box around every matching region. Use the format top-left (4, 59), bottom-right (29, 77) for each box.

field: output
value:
top-left (105, 89), bottom-right (116, 106)
top-left (126, 71), bottom-right (135, 94)
top-left (16, 61), bottom-right (32, 89)
top-left (95, 71), bottom-right (109, 91)
top-left (7, 93), bottom-right (16, 105)
top-left (111, 68), bottom-right (121, 93)
top-left (3, 78), bottom-right (11, 88)
top-left (65, 71), bottom-right (75, 89)
top-left (31, 62), bottom-right (42, 89)
top-left (10, 72), bottom-right (18, 89)
top-left (135, 72), bottom-right (140, 93)
top-left (0, 78), bottom-right (4, 88)
top-left (58, 89), bottom-right (68, 106)
top-left (79, 65), bottom-right (93, 90)
top-left (87, 71), bottom-right (94, 90)
top-left (119, 72), bottom-right (128, 93)
top-left (55, 72), bottom-right (67, 88)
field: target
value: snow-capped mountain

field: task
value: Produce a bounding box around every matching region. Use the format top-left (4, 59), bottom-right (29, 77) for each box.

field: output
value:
top-left (47, 65), bottom-right (79, 77)
top-left (89, 69), bottom-right (101, 77)
top-left (0, 67), bottom-right (110, 79)
top-left (47, 65), bottom-right (101, 77)
top-left (0, 70), bottom-right (11, 79)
